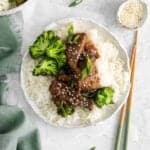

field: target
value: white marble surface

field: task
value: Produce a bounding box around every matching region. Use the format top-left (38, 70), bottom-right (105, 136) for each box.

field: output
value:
top-left (7, 0), bottom-right (150, 149)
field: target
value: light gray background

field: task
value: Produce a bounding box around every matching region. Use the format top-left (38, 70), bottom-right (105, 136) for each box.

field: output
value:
top-left (7, 0), bottom-right (150, 149)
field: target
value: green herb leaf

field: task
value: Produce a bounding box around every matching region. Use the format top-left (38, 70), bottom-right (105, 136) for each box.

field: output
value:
top-left (83, 107), bottom-right (90, 112)
top-left (81, 67), bottom-right (88, 80)
top-left (72, 34), bottom-right (80, 44)
top-left (87, 56), bottom-right (92, 73)
top-left (89, 146), bottom-right (96, 150)
top-left (82, 92), bottom-right (95, 98)
top-left (69, 0), bottom-right (83, 7)
top-left (81, 56), bottom-right (92, 80)
top-left (67, 24), bottom-right (80, 44)
top-left (67, 24), bottom-right (74, 43)
top-left (68, 24), bottom-right (74, 35)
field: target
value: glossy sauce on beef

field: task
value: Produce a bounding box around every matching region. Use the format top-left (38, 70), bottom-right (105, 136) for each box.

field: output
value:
top-left (49, 32), bottom-right (100, 110)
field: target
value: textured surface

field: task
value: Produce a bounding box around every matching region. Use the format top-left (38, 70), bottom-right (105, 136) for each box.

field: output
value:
top-left (0, 9), bottom-right (40, 150)
top-left (7, 0), bottom-right (150, 149)
top-left (0, 12), bottom-right (23, 74)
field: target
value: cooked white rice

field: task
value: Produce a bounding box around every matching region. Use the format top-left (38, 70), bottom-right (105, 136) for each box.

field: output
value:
top-left (21, 20), bottom-right (130, 127)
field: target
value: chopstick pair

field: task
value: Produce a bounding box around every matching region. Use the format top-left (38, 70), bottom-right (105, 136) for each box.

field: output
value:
top-left (115, 30), bottom-right (138, 150)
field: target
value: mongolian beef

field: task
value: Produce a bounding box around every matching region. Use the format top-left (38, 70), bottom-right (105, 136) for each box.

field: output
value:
top-left (50, 32), bottom-right (100, 111)
top-left (29, 24), bottom-right (115, 117)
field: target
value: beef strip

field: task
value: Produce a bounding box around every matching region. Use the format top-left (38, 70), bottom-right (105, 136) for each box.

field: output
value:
top-left (78, 37), bottom-right (101, 91)
top-left (79, 74), bottom-right (100, 92)
top-left (50, 79), bottom-right (93, 110)
top-left (85, 38), bottom-right (100, 61)
top-left (65, 32), bottom-right (101, 92)
top-left (66, 33), bottom-right (87, 71)
top-left (57, 74), bottom-right (72, 83)
top-left (49, 32), bottom-right (101, 112)
top-left (66, 33), bottom-right (100, 71)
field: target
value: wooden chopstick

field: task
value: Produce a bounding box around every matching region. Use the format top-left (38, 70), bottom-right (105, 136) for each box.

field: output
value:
top-left (124, 30), bottom-right (138, 150)
top-left (114, 30), bottom-right (138, 150)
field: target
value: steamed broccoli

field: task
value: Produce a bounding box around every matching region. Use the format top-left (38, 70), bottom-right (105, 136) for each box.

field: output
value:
top-left (33, 59), bottom-right (58, 76)
top-left (30, 30), bottom-right (67, 76)
top-left (29, 31), bottom-right (55, 59)
top-left (46, 38), bottom-right (66, 69)
top-left (57, 103), bottom-right (74, 117)
top-left (94, 87), bottom-right (115, 108)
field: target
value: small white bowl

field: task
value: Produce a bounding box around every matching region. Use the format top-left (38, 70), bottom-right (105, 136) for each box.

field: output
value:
top-left (0, 0), bottom-right (35, 16)
top-left (117, 0), bottom-right (148, 30)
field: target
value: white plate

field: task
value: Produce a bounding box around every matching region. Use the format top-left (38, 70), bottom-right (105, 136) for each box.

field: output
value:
top-left (21, 18), bottom-right (130, 128)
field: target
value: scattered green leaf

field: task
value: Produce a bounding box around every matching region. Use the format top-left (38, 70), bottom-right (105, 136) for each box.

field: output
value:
top-left (69, 0), bottom-right (83, 7)
top-left (89, 146), bottom-right (96, 150)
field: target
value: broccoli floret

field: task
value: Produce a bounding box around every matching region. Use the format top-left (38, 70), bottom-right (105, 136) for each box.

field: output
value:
top-left (46, 38), bottom-right (66, 54)
top-left (57, 103), bottom-right (74, 117)
top-left (30, 30), bottom-right (67, 76)
top-left (33, 59), bottom-right (58, 76)
top-left (56, 53), bottom-right (66, 69)
top-left (29, 31), bottom-right (55, 59)
top-left (46, 38), bottom-right (66, 69)
top-left (94, 87), bottom-right (115, 108)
